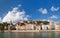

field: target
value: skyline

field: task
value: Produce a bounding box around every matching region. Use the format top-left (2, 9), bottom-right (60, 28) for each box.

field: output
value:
top-left (0, 0), bottom-right (60, 23)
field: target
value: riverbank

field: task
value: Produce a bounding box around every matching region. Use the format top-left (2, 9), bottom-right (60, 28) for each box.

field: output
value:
top-left (39, 30), bottom-right (60, 32)
top-left (4, 30), bottom-right (39, 32)
top-left (2, 30), bottom-right (60, 32)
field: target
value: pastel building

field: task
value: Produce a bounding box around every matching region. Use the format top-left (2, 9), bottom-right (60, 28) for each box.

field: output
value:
top-left (15, 22), bottom-right (25, 30)
top-left (35, 25), bottom-right (41, 30)
top-left (25, 23), bottom-right (34, 30)
top-left (47, 21), bottom-right (55, 30)
top-left (55, 23), bottom-right (60, 30)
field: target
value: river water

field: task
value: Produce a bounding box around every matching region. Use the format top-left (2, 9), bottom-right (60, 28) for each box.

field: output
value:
top-left (0, 32), bottom-right (60, 38)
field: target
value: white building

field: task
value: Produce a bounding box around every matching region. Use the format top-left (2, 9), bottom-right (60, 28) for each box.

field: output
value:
top-left (42, 25), bottom-right (48, 30)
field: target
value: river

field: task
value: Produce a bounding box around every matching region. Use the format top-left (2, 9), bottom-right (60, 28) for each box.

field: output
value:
top-left (0, 32), bottom-right (60, 38)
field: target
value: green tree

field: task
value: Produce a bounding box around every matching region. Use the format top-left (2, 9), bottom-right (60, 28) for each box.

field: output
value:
top-left (3, 22), bottom-right (10, 26)
top-left (36, 20), bottom-right (42, 25)
top-left (0, 22), bottom-right (10, 30)
top-left (42, 21), bottom-right (49, 25)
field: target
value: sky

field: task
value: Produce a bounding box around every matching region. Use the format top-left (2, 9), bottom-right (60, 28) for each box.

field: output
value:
top-left (0, 0), bottom-right (60, 23)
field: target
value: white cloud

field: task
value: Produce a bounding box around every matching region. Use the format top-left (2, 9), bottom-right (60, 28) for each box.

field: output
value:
top-left (50, 15), bottom-right (58, 19)
top-left (2, 5), bottom-right (30, 23)
top-left (38, 8), bottom-right (48, 14)
top-left (51, 6), bottom-right (59, 11)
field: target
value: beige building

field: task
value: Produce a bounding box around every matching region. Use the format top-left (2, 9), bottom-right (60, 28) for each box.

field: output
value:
top-left (15, 22), bottom-right (25, 30)
top-left (15, 22), bottom-right (35, 30)
top-left (55, 23), bottom-right (60, 30)
top-left (35, 25), bottom-right (41, 30)
top-left (25, 23), bottom-right (34, 30)
top-left (48, 22), bottom-right (55, 30)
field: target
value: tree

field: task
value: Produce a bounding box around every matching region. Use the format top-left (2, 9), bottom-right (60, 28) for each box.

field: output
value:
top-left (3, 22), bottom-right (10, 26)
top-left (42, 21), bottom-right (49, 25)
top-left (36, 20), bottom-right (43, 25)
top-left (0, 22), bottom-right (10, 30)
top-left (0, 23), bottom-right (4, 30)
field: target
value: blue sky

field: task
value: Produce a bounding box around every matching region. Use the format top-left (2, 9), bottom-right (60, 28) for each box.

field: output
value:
top-left (0, 0), bottom-right (60, 23)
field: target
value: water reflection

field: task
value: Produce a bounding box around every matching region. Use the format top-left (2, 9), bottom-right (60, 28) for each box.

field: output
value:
top-left (0, 32), bottom-right (60, 38)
